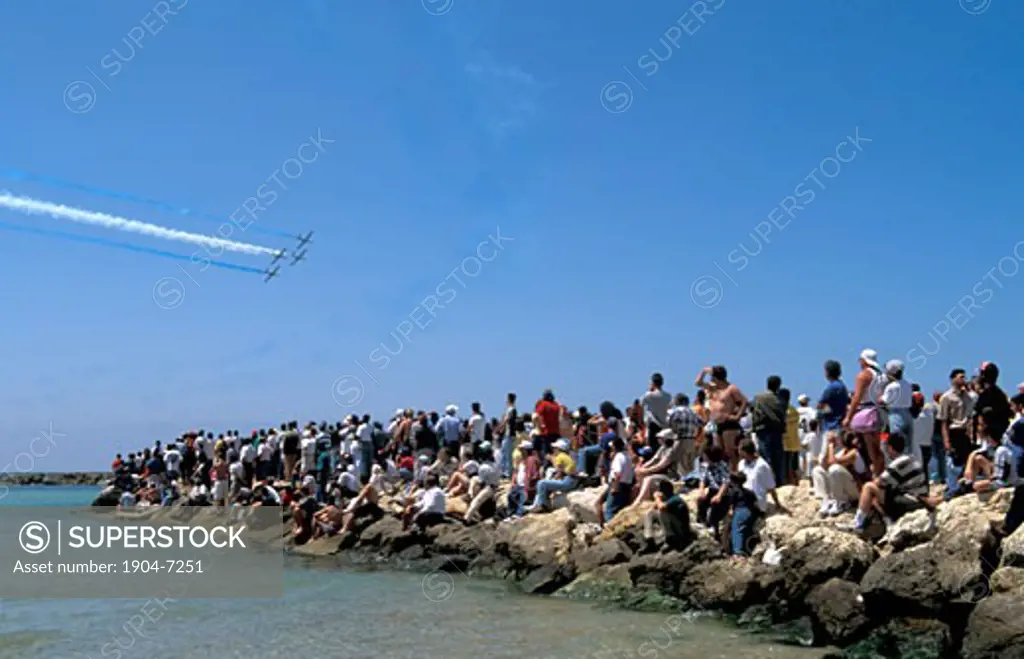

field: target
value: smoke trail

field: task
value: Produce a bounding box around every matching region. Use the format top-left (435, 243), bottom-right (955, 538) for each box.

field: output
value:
top-left (0, 219), bottom-right (266, 274)
top-left (0, 192), bottom-right (281, 257)
top-left (1, 168), bottom-right (297, 239)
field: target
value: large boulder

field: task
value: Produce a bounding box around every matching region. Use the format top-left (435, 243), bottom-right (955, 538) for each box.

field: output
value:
top-left (558, 563), bottom-right (633, 600)
top-left (860, 544), bottom-right (949, 618)
top-left (1001, 523), bottom-right (1024, 569)
top-left (566, 487), bottom-right (604, 525)
top-left (574, 538), bottom-right (632, 574)
top-left (500, 507), bottom-right (575, 571)
top-left (428, 522), bottom-right (498, 558)
top-left (778, 525), bottom-right (876, 602)
top-left (357, 515), bottom-right (427, 555)
top-left (840, 618), bottom-right (952, 659)
top-left (805, 578), bottom-right (870, 646)
top-left (627, 536), bottom-right (725, 593)
top-left (884, 508), bottom-right (937, 551)
top-left (962, 594), bottom-right (1024, 659)
top-left (519, 563), bottom-right (577, 595)
top-left (91, 485), bottom-right (121, 506)
top-left (990, 566), bottom-right (1024, 595)
top-left (599, 501), bottom-right (654, 549)
top-left (680, 558), bottom-right (765, 613)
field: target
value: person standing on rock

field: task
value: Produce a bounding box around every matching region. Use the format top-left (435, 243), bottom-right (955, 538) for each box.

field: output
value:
top-left (752, 375), bottom-right (787, 486)
top-left (498, 392), bottom-right (518, 479)
top-left (641, 372), bottom-right (672, 453)
top-left (843, 349), bottom-right (886, 477)
top-left (695, 365), bottom-right (748, 469)
top-left (604, 436), bottom-right (635, 522)
top-left (534, 390), bottom-right (561, 463)
top-left (939, 368), bottom-right (976, 499)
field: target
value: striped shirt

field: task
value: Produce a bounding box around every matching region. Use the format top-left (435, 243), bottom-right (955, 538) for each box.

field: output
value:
top-left (880, 454), bottom-right (928, 497)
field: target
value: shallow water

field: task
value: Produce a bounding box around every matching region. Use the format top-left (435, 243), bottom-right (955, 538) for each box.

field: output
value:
top-left (0, 487), bottom-right (827, 659)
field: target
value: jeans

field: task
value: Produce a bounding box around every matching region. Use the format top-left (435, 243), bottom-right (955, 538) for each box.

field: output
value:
top-left (605, 487), bottom-right (632, 522)
top-left (647, 422), bottom-right (663, 452)
top-left (576, 445), bottom-right (603, 476)
top-left (507, 485), bottom-right (526, 517)
top-left (500, 435), bottom-right (515, 478)
top-left (533, 476), bottom-right (576, 509)
top-left (731, 503), bottom-right (760, 556)
top-left (1005, 484), bottom-right (1024, 535)
top-left (931, 435), bottom-right (947, 483)
top-left (757, 430), bottom-right (785, 487)
top-left (945, 456), bottom-right (965, 500)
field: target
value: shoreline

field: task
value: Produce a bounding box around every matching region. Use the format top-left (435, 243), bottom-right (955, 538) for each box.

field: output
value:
top-left (279, 483), bottom-right (1022, 659)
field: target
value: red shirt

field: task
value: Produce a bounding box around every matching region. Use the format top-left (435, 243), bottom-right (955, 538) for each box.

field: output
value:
top-left (398, 455), bottom-right (414, 471)
top-left (535, 400), bottom-right (561, 436)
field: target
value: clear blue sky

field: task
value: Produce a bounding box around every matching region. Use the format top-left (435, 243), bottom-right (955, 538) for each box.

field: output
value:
top-left (1, 1), bottom-right (1022, 470)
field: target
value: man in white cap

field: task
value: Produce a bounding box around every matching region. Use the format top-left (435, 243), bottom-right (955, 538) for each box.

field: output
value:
top-left (844, 348), bottom-right (886, 476)
top-left (435, 405), bottom-right (462, 454)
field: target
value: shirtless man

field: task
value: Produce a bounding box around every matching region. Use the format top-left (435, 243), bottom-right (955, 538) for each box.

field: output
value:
top-left (695, 365), bottom-right (748, 469)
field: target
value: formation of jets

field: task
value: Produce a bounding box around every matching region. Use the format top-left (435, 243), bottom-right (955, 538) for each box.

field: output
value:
top-left (263, 231), bottom-right (313, 283)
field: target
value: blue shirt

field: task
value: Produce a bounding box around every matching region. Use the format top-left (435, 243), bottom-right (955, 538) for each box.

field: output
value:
top-left (435, 415), bottom-right (462, 445)
top-left (819, 380), bottom-right (849, 431)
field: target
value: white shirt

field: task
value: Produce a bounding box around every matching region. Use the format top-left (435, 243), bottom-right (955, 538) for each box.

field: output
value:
top-left (610, 451), bottom-right (634, 486)
top-left (469, 414), bottom-right (486, 444)
top-left (258, 442), bottom-right (274, 462)
top-left (356, 423), bottom-right (373, 446)
top-left (740, 457), bottom-right (776, 512)
top-left (417, 487), bottom-right (447, 515)
top-left (477, 462), bottom-right (500, 487)
top-left (240, 444), bottom-right (257, 464)
top-left (338, 469), bottom-right (360, 491)
top-left (264, 433), bottom-right (279, 452)
top-left (119, 491), bottom-right (136, 507)
top-left (163, 448), bottom-right (181, 472)
top-left (912, 405), bottom-right (935, 454)
top-left (229, 461), bottom-right (244, 483)
top-left (300, 437), bottom-right (317, 471)
top-left (882, 379), bottom-right (913, 409)
top-left (797, 405), bottom-right (817, 436)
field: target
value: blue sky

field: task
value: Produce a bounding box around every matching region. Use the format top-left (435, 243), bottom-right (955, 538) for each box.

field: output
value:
top-left (1, 1), bottom-right (1022, 470)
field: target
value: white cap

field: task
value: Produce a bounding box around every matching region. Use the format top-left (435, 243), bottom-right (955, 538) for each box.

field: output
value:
top-left (860, 349), bottom-right (880, 370)
top-left (445, 404), bottom-right (458, 415)
top-left (463, 460), bottom-right (479, 475)
top-left (553, 439), bottom-right (571, 451)
top-left (885, 359), bottom-right (905, 376)
top-left (797, 393), bottom-right (809, 404)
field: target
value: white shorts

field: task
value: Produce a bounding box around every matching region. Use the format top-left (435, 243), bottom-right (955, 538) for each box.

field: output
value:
top-left (211, 481), bottom-right (228, 502)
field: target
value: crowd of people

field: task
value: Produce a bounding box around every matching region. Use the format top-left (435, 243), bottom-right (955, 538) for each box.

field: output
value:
top-left (107, 351), bottom-right (1024, 557)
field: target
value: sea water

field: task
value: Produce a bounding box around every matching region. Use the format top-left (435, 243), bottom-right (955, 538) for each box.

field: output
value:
top-left (0, 487), bottom-right (827, 659)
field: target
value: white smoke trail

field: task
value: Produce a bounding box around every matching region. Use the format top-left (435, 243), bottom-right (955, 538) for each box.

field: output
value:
top-left (0, 192), bottom-right (280, 256)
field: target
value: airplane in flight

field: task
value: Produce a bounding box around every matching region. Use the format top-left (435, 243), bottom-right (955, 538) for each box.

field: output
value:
top-left (264, 265), bottom-right (280, 282)
top-left (295, 231), bottom-right (314, 249)
top-left (270, 248), bottom-right (287, 265)
top-left (290, 249), bottom-right (307, 266)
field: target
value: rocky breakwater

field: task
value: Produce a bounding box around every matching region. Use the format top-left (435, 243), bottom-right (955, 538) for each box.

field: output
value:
top-left (2, 471), bottom-right (108, 487)
top-left (287, 484), bottom-right (1024, 658)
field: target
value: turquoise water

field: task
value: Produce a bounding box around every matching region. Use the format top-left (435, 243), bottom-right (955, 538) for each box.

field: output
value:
top-left (0, 487), bottom-right (825, 659)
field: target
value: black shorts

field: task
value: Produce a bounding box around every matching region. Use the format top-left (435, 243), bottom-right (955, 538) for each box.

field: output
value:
top-left (882, 492), bottom-right (923, 521)
top-left (414, 511), bottom-right (445, 528)
top-left (717, 420), bottom-right (742, 433)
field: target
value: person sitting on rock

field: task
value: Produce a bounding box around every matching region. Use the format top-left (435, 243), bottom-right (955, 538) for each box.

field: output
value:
top-left (695, 443), bottom-right (731, 539)
top-left (630, 432), bottom-right (682, 506)
top-left (402, 474), bottom-right (447, 532)
top-left (953, 409), bottom-right (1020, 496)
top-left (731, 439), bottom-right (785, 556)
top-left (426, 446), bottom-right (458, 487)
top-left (604, 436), bottom-right (635, 522)
top-left (812, 430), bottom-right (869, 516)
top-left (464, 458), bottom-right (501, 525)
top-left (643, 478), bottom-right (691, 553)
top-left (526, 439), bottom-right (577, 513)
top-left (506, 439), bottom-right (539, 519)
top-left (848, 431), bottom-right (933, 537)
top-left (447, 459), bottom-right (478, 499)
